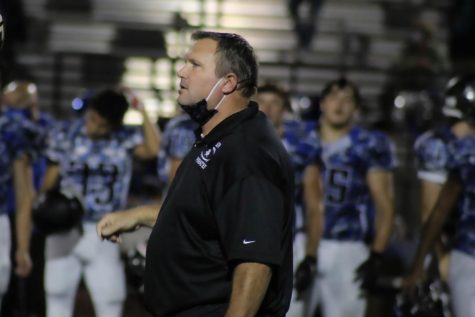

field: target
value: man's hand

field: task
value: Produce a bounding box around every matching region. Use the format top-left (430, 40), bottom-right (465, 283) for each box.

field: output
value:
top-left (117, 85), bottom-right (145, 111)
top-left (96, 210), bottom-right (141, 243)
top-left (402, 265), bottom-right (425, 298)
top-left (15, 250), bottom-right (32, 277)
top-left (294, 255), bottom-right (317, 298)
top-left (354, 251), bottom-right (384, 292)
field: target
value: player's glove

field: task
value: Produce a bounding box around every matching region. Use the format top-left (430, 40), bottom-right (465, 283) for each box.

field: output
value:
top-left (294, 255), bottom-right (317, 299)
top-left (354, 250), bottom-right (384, 292)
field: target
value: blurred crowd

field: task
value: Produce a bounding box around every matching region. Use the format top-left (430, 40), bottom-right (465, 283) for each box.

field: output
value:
top-left (0, 67), bottom-right (474, 317)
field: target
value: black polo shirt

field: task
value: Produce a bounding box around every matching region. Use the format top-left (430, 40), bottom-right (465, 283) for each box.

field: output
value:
top-left (144, 102), bottom-right (294, 317)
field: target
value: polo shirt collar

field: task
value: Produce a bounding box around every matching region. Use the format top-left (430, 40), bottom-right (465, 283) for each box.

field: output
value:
top-left (194, 101), bottom-right (258, 146)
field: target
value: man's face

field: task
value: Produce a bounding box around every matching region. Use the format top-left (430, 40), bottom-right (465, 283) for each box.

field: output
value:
top-left (257, 92), bottom-right (286, 128)
top-left (176, 39), bottom-right (222, 107)
top-left (320, 86), bottom-right (358, 128)
top-left (85, 109), bottom-right (112, 139)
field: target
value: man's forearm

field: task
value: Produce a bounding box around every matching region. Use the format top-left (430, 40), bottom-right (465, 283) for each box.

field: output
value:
top-left (411, 178), bottom-right (461, 271)
top-left (16, 200), bottom-right (33, 253)
top-left (225, 262), bottom-right (272, 317)
top-left (412, 207), bottom-right (448, 271)
top-left (303, 164), bottom-right (323, 256)
top-left (13, 158), bottom-right (34, 254)
top-left (40, 164), bottom-right (60, 193)
top-left (305, 204), bottom-right (322, 257)
top-left (97, 203), bottom-right (161, 242)
top-left (140, 108), bottom-right (160, 156)
top-left (368, 171), bottom-right (394, 253)
top-left (132, 203), bottom-right (161, 228)
top-left (371, 199), bottom-right (394, 253)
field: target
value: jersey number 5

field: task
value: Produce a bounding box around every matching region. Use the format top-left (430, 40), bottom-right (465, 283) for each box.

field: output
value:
top-left (327, 168), bottom-right (350, 204)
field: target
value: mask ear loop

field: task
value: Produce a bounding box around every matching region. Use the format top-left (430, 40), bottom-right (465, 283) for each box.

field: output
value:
top-left (205, 78), bottom-right (225, 102)
top-left (214, 95), bottom-right (226, 111)
top-left (215, 77), bottom-right (252, 110)
top-left (205, 77), bottom-right (228, 111)
top-left (206, 75), bottom-right (242, 111)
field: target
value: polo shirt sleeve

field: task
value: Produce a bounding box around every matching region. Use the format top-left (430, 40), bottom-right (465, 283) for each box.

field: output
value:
top-left (214, 175), bottom-right (285, 267)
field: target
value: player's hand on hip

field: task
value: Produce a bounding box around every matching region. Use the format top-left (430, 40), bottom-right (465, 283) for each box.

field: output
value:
top-left (96, 210), bottom-right (140, 243)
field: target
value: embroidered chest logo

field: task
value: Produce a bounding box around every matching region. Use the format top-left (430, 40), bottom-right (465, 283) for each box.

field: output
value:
top-left (195, 142), bottom-right (222, 170)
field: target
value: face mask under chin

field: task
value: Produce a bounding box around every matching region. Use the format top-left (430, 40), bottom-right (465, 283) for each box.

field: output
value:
top-left (180, 78), bottom-right (225, 126)
top-left (180, 99), bottom-right (218, 126)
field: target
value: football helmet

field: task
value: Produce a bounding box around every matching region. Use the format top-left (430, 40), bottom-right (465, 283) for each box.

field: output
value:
top-left (33, 188), bottom-right (84, 235)
top-left (442, 75), bottom-right (475, 124)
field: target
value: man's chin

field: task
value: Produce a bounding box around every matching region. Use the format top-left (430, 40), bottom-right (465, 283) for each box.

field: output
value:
top-left (177, 96), bottom-right (189, 106)
top-left (328, 120), bottom-right (352, 129)
top-left (177, 98), bottom-right (198, 107)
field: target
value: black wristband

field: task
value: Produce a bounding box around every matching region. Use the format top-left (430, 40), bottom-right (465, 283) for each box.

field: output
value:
top-left (304, 255), bottom-right (317, 264)
top-left (369, 250), bottom-right (383, 259)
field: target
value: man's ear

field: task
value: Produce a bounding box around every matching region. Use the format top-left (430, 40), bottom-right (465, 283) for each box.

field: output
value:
top-left (222, 73), bottom-right (238, 95)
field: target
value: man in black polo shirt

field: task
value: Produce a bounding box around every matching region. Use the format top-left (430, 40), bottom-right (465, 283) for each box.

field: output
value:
top-left (97, 31), bottom-right (294, 317)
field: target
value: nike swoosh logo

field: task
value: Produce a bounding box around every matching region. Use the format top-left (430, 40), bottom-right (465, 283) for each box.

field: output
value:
top-left (243, 239), bottom-right (256, 245)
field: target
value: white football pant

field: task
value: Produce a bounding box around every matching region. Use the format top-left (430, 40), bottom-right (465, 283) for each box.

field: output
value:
top-left (45, 223), bottom-right (126, 317)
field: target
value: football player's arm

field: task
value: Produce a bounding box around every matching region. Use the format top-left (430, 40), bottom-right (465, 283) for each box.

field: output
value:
top-left (419, 179), bottom-right (443, 223)
top-left (406, 174), bottom-right (462, 283)
top-left (133, 106), bottom-right (160, 159)
top-left (40, 164), bottom-right (61, 194)
top-left (97, 203), bottom-right (161, 242)
top-left (225, 262), bottom-right (272, 317)
top-left (367, 169), bottom-right (394, 253)
top-left (419, 177), bottom-right (451, 280)
top-left (303, 164), bottom-right (324, 257)
top-left (13, 154), bottom-right (35, 277)
top-left (414, 135), bottom-right (447, 223)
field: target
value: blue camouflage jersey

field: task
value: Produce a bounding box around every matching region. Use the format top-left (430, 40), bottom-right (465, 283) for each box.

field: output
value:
top-left (4, 108), bottom-right (54, 162)
top-left (414, 126), bottom-right (459, 240)
top-left (414, 126), bottom-right (456, 184)
top-left (282, 119), bottom-right (316, 233)
top-left (448, 135), bottom-right (475, 258)
top-left (305, 126), bottom-right (396, 242)
top-left (5, 108), bottom-right (56, 214)
top-left (0, 111), bottom-right (30, 215)
top-left (30, 112), bottom-right (56, 189)
top-left (46, 119), bottom-right (144, 222)
top-left (157, 114), bottom-right (197, 190)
